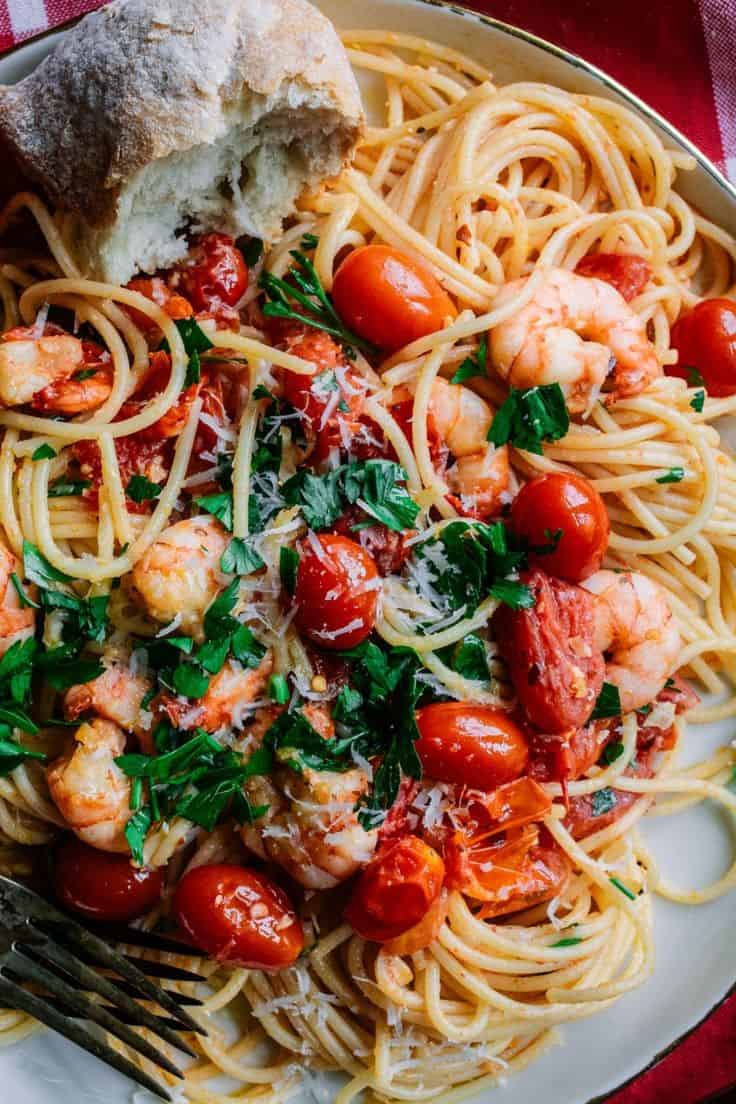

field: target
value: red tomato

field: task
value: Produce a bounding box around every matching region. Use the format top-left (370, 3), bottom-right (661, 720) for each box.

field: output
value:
top-left (54, 836), bottom-right (163, 924)
top-left (383, 889), bottom-right (448, 955)
top-left (294, 534), bottom-right (380, 650)
top-left (575, 253), bottom-right (651, 302)
top-left (345, 836), bottom-right (445, 943)
top-left (494, 569), bottom-right (605, 733)
top-left (124, 276), bottom-right (193, 334)
top-left (528, 721), bottom-right (611, 783)
top-left (172, 864), bottom-right (303, 968)
top-left (668, 298), bottom-right (736, 397)
top-left (174, 233), bottom-right (248, 312)
top-left (415, 703), bottom-right (529, 789)
top-left (332, 245), bottom-right (457, 352)
top-left (510, 472), bottom-right (610, 583)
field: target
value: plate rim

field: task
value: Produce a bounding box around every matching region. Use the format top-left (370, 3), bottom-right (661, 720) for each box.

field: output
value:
top-left (1, 4), bottom-right (735, 1102)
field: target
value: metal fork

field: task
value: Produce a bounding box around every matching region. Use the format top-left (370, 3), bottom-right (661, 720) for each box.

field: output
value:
top-left (0, 875), bottom-right (208, 1099)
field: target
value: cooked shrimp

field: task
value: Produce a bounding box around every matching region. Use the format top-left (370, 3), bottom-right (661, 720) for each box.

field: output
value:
top-left (161, 652), bottom-right (273, 733)
top-left (0, 541), bottom-right (35, 656)
top-left (0, 326), bottom-right (113, 412)
top-left (64, 662), bottom-right (153, 740)
top-left (130, 516), bottom-right (229, 639)
top-left (489, 268), bottom-right (661, 413)
top-left (46, 719), bottom-right (131, 853)
top-left (241, 704), bottom-right (378, 889)
top-left (397, 376), bottom-right (510, 519)
top-left (581, 569), bottom-right (681, 712)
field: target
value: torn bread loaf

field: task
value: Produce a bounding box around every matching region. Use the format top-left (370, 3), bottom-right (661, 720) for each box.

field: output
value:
top-left (0, 0), bottom-right (363, 284)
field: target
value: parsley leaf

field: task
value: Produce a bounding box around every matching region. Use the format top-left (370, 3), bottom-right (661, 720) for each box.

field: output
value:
top-left (32, 443), bottom-right (56, 461)
top-left (126, 474), bottom-right (162, 504)
top-left (23, 540), bottom-right (72, 587)
top-left (603, 741), bottom-right (625, 764)
top-left (412, 520), bottom-right (532, 615)
top-left (48, 478), bottom-right (91, 498)
top-left (440, 634), bottom-right (490, 681)
top-left (125, 805), bottom-right (152, 866)
top-left (488, 384), bottom-right (570, 454)
top-left (194, 491), bottom-right (233, 532)
top-left (450, 335), bottom-right (487, 384)
top-left (686, 367), bottom-right (705, 387)
top-left (260, 249), bottom-right (377, 358)
top-left (690, 389), bottom-right (705, 413)
top-left (283, 459), bottom-right (419, 533)
top-left (9, 572), bottom-right (38, 610)
top-left (589, 681), bottom-right (622, 721)
top-left (0, 731), bottom-right (45, 776)
top-left (551, 936), bottom-right (583, 948)
top-left (220, 537), bottom-right (265, 576)
top-left (160, 317), bottom-right (214, 387)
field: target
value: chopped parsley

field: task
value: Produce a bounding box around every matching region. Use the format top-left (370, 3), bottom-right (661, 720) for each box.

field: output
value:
top-left (488, 383), bottom-right (570, 454)
top-left (450, 335), bottom-right (487, 384)
top-left (609, 876), bottom-right (637, 901)
top-left (439, 634), bottom-right (490, 681)
top-left (411, 520), bottom-right (533, 615)
top-left (550, 936), bottom-right (583, 948)
top-left (686, 367), bottom-right (705, 387)
top-left (690, 389), bottom-right (705, 413)
top-left (126, 474), bottom-right (162, 504)
top-left (32, 443), bottom-right (57, 461)
top-left (48, 478), bottom-right (91, 498)
top-left (280, 547), bottom-right (299, 595)
top-left (159, 317), bottom-right (214, 388)
top-left (589, 681), bottom-right (622, 721)
top-left (260, 249), bottom-right (378, 358)
top-left (220, 537), bottom-right (265, 577)
top-left (268, 674), bottom-right (289, 704)
top-left (282, 459), bottom-right (420, 533)
top-left (656, 467), bottom-right (684, 484)
top-left (194, 491), bottom-right (233, 532)
top-left (603, 741), bottom-right (625, 765)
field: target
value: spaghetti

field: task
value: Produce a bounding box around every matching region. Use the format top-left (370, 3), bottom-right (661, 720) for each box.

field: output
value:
top-left (0, 27), bottom-right (734, 1104)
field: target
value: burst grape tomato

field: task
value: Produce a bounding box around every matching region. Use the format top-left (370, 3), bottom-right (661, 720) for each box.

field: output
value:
top-left (415, 702), bottom-right (529, 789)
top-left (345, 836), bottom-right (445, 943)
top-left (294, 534), bottom-right (380, 650)
top-left (332, 245), bottom-right (457, 352)
top-left (668, 298), bottom-right (736, 397)
top-left (54, 836), bottom-right (163, 924)
top-left (172, 864), bottom-right (304, 968)
top-left (509, 472), bottom-right (610, 582)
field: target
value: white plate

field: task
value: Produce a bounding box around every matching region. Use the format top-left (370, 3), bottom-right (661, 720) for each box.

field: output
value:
top-left (2, 3), bottom-right (735, 1103)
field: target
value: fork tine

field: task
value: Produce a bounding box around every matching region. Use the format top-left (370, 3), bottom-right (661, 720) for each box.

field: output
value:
top-left (0, 876), bottom-right (203, 1033)
top-left (0, 974), bottom-right (172, 1101)
top-left (37, 994), bottom-right (193, 1034)
top-left (124, 957), bottom-right (205, 983)
top-left (114, 980), bottom-right (203, 1007)
top-left (24, 936), bottom-right (200, 1058)
top-left (8, 949), bottom-right (185, 1078)
top-left (89, 925), bottom-right (202, 957)
top-left (37, 917), bottom-right (205, 1033)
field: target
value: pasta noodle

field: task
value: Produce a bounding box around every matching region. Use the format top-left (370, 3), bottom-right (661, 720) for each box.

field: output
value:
top-left (0, 27), bottom-right (734, 1104)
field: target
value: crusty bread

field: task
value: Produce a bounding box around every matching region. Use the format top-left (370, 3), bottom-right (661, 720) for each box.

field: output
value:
top-left (0, 0), bottom-right (363, 284)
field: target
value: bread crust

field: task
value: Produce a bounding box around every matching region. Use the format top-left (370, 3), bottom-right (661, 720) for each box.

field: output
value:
top-left (0, 0), bottom-right (363, 228)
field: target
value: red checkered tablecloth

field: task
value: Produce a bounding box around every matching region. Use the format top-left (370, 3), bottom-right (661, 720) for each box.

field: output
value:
top-left (1, 1), bottom-right (735, 1101)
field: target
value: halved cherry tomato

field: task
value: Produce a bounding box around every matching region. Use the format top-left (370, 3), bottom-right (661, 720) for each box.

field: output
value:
top-left (668, 298), bottom-right (736, 397)
top-left (173, 233), bottom-right (248, 313)
top-left (509, 472), bottom-right (610, 583)
top-left (345, 836), bottom-right (445, 943)
top-left (332, 245), bottom-right (457, 353)
top-left (54, 836), bottom-right (163, 924)
top-left (575, 253), bottom-right (651, 302)
top-left (450, 840), bottom-right (571, 918)
top-left (124, 276), bottom-right (193, 334)
top-left (172, 864), bottom-right (303, 968)
top-left (495, 569), bottom-right (605, 733)
top-left (415, 702), bottom-right (529, 789)
top-left (294, 534), bottom-right (380, 650)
